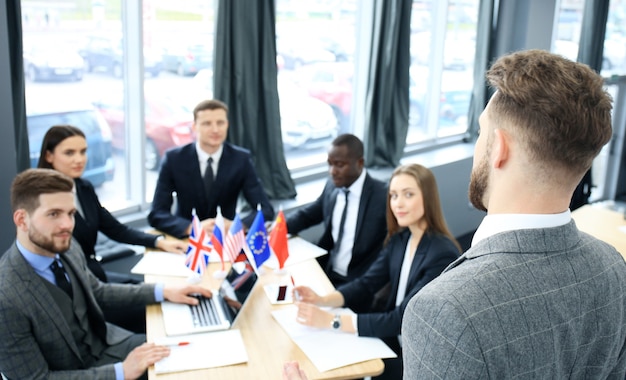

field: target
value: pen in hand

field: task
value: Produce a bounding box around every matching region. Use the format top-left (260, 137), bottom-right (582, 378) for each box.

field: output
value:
top-left (163, 341), bottom-right (190, 347)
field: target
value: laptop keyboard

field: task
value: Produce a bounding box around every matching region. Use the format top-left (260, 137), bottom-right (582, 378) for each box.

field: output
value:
top-left (189, 295), bottom-right (221, 327)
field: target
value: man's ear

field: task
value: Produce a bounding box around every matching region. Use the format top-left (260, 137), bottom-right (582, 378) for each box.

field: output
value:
top-left (13, 209), bottom-right (28, 232)
top-left (491, 128), bottom-right (510, 169)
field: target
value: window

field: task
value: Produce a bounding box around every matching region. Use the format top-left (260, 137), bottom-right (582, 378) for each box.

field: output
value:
top-left (22, 0), bottom-right (216, 212)
top-left (276, 0), bottom-right (357, 171)
top-left (407, 0), bottom-right (479, 145)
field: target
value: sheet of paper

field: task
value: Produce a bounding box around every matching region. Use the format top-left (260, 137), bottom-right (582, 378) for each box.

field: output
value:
top-left (263, 283), bottom-right (295, 304)
top-left (264, 236), bottom-right (327, 269)
top-left (131, 251), bottom-right (220, 277)
top-left (154, 329), bottom-right (248, 374)
top-left (271, 306), bottom-right (396, 372)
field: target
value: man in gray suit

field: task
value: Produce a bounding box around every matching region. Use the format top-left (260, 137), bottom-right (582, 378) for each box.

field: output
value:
top-left (402, 50), bottom-right (626, 378)
top-left (0, 168), bottom-right (213, 379)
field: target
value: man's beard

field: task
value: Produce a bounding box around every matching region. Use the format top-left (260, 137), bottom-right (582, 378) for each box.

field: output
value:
top-left (469, 154), bottom-right (489, 212)
top-left (28, 225), bottom-right (71, 254)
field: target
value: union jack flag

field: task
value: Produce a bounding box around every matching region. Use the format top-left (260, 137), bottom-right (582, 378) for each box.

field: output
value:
top-left (185, 213), bottom-right (212, 275)
top-left (224, 213), bottom-right (246, 263)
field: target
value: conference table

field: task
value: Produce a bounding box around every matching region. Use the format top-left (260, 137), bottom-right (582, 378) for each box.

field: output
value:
top-left (145, 247), bottom-right (385, 379)
top-left (571, 204), bottom-right (626, 259)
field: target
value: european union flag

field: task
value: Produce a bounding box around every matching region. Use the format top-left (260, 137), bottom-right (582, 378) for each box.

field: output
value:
top-left (246, 209), bottom-right (270, 269)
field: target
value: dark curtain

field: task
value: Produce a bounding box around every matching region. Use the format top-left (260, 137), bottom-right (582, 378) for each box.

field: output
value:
top-left (576, 0), bottom-right (609, 71)
top-left (571, 0), bottom-right (609, 210)
top-left (363, 0), bottom-right (412, 168)
top-left (6, 0), bottom-right (29, 172)
top-left (214, 0), bottom-right (296, 199)
top-left (466, 0), bottom-right (497, 139)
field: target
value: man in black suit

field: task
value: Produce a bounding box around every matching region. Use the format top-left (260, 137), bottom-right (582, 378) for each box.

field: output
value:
top-left (149, 99), bottom-right (274, 238)
top-left (286, 134), bottom-right (387, 293)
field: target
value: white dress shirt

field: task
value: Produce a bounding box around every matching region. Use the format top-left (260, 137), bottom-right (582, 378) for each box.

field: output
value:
top-left (330, 169), bottom-right (366, 276)
top-left (196, 142), bottom-right (223, 178)
top-left (471, 210), bottom-right (572, 247)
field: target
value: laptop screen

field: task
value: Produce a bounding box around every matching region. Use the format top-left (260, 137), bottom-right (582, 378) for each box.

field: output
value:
top-left (219, 251), bottom-right (258, 322)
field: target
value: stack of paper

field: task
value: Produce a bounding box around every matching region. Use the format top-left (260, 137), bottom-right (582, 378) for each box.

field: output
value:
top-left (131, 251), bottom-right (221, 277)
top-left (154, 329), bottom-right (248, 374)
top-left (271, 306), bottom-right (396, 372)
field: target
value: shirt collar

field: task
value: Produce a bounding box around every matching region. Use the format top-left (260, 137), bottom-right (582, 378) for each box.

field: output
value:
top-left (196, 142), bottom-right (223, 164)
top-left (471, 210), bottom-right (572, 247)
top-left (345, 169), bottom-right (367, 198)
top-left (16, 240), bottom-right (56, 271)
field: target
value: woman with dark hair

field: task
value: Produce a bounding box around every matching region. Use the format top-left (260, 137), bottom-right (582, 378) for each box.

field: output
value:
top-left (38, 125), bottom-right (187, 282)
top-left (293, 163), bottom-right (461, 379)
top-left (38, 125), bottom-right (187, 332)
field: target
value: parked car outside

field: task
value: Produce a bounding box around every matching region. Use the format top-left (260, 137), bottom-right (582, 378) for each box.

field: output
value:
top-left (23, 43), bottom-right (84, 82)
top-left (276, 35), bottom-right (337, 70)
top-left (93, 95), bottom-right (195, 170)
top-left (278, 77), bottom-right (339, 149)
top-left (26, 98), bottom-right (115, 187)
top-left (409, 65), bottom-right (472, 133)
top-left (161, 42), bottom-right (212, 76)
top-left (293, 62), bottom-right (353, 133)
top-left (79, 35), bottom-right (162, 78)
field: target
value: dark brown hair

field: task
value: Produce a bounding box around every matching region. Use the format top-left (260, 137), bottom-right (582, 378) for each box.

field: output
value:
top-left (193, 99), bottom-right (229, 121)
top-left (11, 168), bottom-right (74, 213)
top-left (37, 125), bottom-right (86, 169)
top-left (385, 163), bottom-right (461, 252)
top-left (486, 49), bottom-right (612, 177)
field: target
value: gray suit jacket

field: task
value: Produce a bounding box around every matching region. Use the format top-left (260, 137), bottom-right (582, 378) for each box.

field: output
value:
top-left (402, 221), bottom-right (626, 379)
top-left (0, 240), bottom-right (156, 379)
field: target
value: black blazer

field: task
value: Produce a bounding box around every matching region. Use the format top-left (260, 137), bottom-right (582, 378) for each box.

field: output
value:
top-left (148, 142), bottom-right (274, 238)
top-left (339, 229), bottom-right (460, 339)
top-left (286, 174), bottom-right (388, 283)
top-left (73, 178), bottom-right (157, 280)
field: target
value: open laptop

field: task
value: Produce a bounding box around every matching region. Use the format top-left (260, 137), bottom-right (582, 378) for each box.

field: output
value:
top-left (160, 252), bottom-right (259, 336)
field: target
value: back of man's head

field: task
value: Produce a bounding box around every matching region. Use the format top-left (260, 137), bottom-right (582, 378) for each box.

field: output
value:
top-left (331, 133), bottom-right (364, 160)
top-left (486, 49), bottom-right (612, 179)
top-left (11, 169), bottom-right (74, 214)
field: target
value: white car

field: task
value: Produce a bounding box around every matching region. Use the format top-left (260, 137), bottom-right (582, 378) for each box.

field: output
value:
top-left (23, 44), bottom-right (84, 82)
top-left (278, 79), bottom-right (339, 149)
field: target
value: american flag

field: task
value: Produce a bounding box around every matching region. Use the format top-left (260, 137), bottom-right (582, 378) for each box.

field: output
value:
top-left (224, 213), bottom-right (246, 263)
top-left (185, 213), bottom-right (212, 275)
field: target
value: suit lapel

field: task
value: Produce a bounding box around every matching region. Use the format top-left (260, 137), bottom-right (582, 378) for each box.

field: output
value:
top-left (9, 247), bottom-right (83, 359)
top-left (353, 175), bottom-right (373, 242)
top-left (62, 245), bottom-right (108, 340)
top-left (184, 145), bottom-right (210, 212)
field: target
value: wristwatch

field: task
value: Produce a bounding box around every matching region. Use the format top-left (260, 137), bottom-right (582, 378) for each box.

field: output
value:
top-left (331, 314), bottom-right (341, 330)
top-left (154, 234), bottom-right (165, 247)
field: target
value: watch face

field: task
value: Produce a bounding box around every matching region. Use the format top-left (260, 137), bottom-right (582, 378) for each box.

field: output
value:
top-left (332, 315), bottom-right (341, 329)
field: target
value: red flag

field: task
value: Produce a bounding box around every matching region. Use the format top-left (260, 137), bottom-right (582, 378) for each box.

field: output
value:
top-left (269, 210), bottom-right (289, 269)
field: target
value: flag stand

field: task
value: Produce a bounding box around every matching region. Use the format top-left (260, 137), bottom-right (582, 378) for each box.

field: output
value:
top-left (213, 269), bottom-right (227, 279)
top-left (186, 273), bottom-right (202, 284)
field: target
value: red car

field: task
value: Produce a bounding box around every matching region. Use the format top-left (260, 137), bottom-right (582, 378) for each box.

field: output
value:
top-left (93, 96), bottom-right (195, 170)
